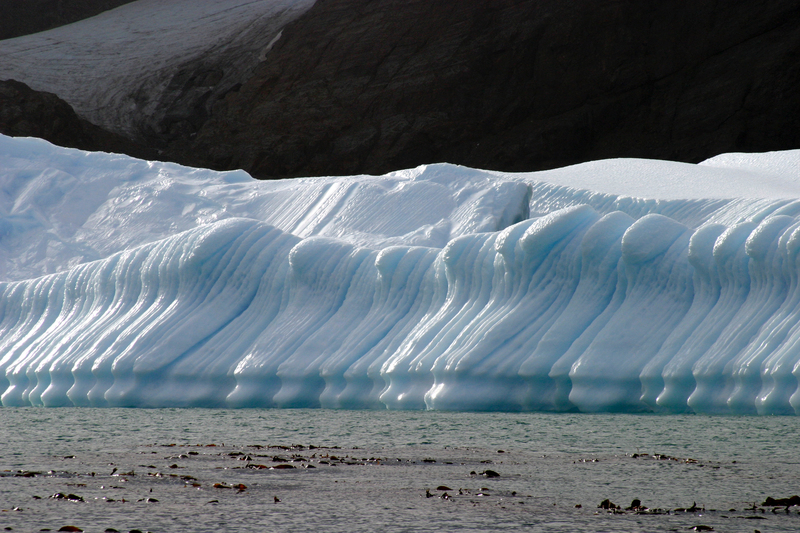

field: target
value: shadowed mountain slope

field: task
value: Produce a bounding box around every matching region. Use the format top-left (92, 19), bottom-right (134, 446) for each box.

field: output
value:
top-left (170, 0), bottom-right (800, 178)
top-left (0, 79), bottom-right (157, 159)
top-left (0, 0), bottom-right (135, 40)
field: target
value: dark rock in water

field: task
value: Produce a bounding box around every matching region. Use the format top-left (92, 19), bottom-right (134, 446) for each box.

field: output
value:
top-left (598, 499), bottom-right (619, 510)
top-left (436, 485), bottom-right (453, 491)
top-left (0, 80), bottom-right (156, 160)
top-left (675, 501), bottom-right (701, 512)
top-left (57, 527), bottom-right (83, 533)
top-left (626, 498), bottom-right (645, 510)
top-left (481, 470), bottom-right (500, 478)
top-left (762, 495), bottom-right (800, 507)
top-left (49, 493), bottom-right (85, 503)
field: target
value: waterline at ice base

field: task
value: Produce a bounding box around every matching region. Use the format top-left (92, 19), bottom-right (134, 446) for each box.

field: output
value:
top-left (2, 135), bottom-right (800, 414)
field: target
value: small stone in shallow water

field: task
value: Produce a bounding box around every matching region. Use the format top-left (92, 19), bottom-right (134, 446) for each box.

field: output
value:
top-left (626, 498), bottom-right (645, 510)
top-left (598, 499), bottom-right (618, 510)
top-left (762, 495), bottom-right (800, 507)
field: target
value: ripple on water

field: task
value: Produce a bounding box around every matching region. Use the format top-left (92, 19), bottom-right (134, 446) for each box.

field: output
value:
top-left (1, 409), bottom-right (799, 532)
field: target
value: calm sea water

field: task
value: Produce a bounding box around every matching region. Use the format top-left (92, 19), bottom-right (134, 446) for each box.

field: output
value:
top-left (2, 409), bottom-right (799, 532)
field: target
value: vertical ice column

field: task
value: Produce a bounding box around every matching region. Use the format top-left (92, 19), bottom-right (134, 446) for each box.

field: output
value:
top-left (34, 258), bottom-right (120, 406)
top-left (272, 245), bottom-right (376, 408)
top-left (425, 205), bottom-right (600, 411)
top-left (380, 232), bottom-right (496, 409)
top-left (68, 247), bottom-right (152, 406)
top-left (639, 223), bottom-right (725, 411)
top-left (85, 230), bottom-right (189, 406)
top-left (318, 246), bottom-right (438, 409)
top-left (523, 211), bottom-right (632, 411)
top-left (758, 224), bottom-right (800, 414)
top-left (728, 218), bottom-right (800, 413)
top-left (114, 222), bottom-right (296, 407)
top-left (158, 226), bottom-right (297, 407)
top-left (657, 222), bottom-right (755, 411)
top-left (569, 214), bottom-right (693, 412)
top-left (1, 275), bottom-right (66, 406)
top-left (227, 237), bottom-right (369, 407)
top-left (689, 215), bottom-right (795, 414)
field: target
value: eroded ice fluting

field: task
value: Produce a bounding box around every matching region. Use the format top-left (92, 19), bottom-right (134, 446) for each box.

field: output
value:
top-left (2, 135), bottom-right (800, 412)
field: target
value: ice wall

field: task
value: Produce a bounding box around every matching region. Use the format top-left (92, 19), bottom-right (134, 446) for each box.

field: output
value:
top-left (2, 135), bottom-right (800, 413)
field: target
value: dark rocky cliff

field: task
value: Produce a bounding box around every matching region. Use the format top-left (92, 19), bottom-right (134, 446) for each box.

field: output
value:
top-left (0, 80), bottom-right (156, 159)
top-left (168, 0), bottom-right (800, 178)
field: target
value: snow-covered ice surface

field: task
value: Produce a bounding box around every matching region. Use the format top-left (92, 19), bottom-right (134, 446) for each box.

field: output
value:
top-left (0, 0), bottom-right (315, 136)
top-left (2, 134), bottom-right (800, 414)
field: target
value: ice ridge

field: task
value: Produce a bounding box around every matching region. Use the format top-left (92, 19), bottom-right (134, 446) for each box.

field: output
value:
top-left (2, 136), bottom-right (800, 413)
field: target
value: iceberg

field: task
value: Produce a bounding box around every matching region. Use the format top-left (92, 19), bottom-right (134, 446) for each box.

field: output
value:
top-left (1, 134), bottom-right (800, 413)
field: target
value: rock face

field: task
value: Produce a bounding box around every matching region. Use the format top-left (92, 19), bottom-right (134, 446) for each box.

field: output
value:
top-left (0, 0), bottom-right (135, 40)
top-left (173, 0), bottom-right (800, 178)
top-left (0, 79), bottom-right (156, 159)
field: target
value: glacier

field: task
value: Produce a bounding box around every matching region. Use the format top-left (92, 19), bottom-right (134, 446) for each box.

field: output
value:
top-left (2, 134), bottom-right (800, 413)
top-left (0, 0), bottom-right (316, 137)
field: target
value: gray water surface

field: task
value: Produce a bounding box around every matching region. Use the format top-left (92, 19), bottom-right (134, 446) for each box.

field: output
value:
top-left (2, 409), bottom-right (799, 532)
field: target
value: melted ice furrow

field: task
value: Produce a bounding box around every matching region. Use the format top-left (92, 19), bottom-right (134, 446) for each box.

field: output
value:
top-left (2, 136), bottom-right (800, 412)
